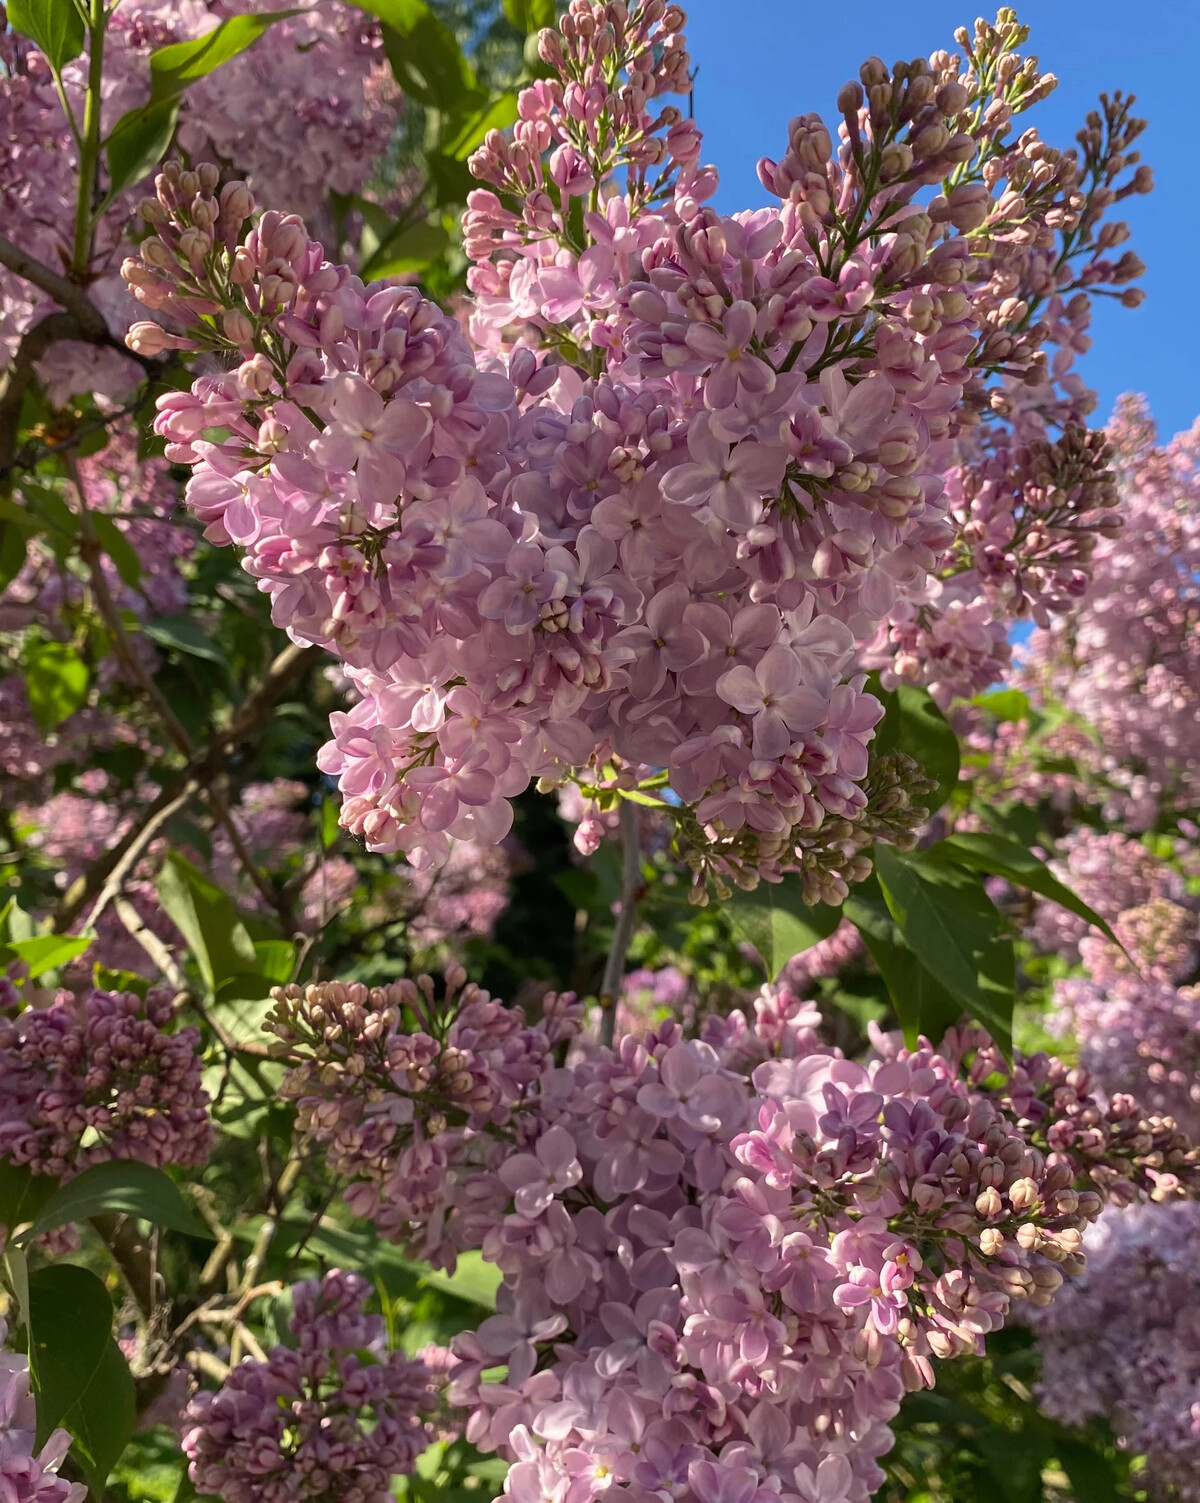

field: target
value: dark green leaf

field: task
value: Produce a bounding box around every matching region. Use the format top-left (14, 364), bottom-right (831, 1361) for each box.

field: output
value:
top-left (724, 876), bottom-right (842, 981)
top-left (1054, 1439), bottom-right (1122, 1503)
top-left (373, 0), bottom-right (479, 109)
top-left (142, 614), bottom-right (228, 665)
top-left (64, 1338), bottom-right (136, 1495)
top-left (105, 98), bottom-right (182, 197)
top-left (24, 641), bottom-right (89, 731)
top-left (932, 832), bottom-right (1121, 946)
top-left (27, 1265), bottom-right (113, 1442)
top-left (7, 0), bottom-right (85, 68)
top-left (844, 879), bottom-right (962, 1047)
top-left (0, 522), bottom-right (30, 591)
top-left (149, 11), bottom-right (303, 100)
top-left (502, 0), bottom-right (555, 31)
top-left (90, 514), bottom-right (142, 588)
top-left (872, 843), bottom-right (1015, 1054)
top-left (21, 1160), bottom-right (209, 1242)
top-left (156, 853), bottom-right (259, 992)
top-left (871, 680), bottom-right (960, 813)
top-left (8, 933), bottom-right (92, 980)
top-left (0, 1161), bottom-right (60, 1235)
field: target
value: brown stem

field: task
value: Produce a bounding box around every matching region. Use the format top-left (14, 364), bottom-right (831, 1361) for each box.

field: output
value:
top-left (92, 1213), bottom-right (159, 1320)
top-left (0, 238), bottom-right (110, 337)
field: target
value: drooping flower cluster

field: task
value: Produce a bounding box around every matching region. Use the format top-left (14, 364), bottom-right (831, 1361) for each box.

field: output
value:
top-left (0, 1316), bottom-right (87, 1503)
top-left (0, 987), bottom-right (211, 1175)
top-left (181, 1269), bottom-right (437, 1503)
top-left (1034, 1200), bottom-right (1200, 1502)
top-left (263, 967), bottom-right (1200, 1503)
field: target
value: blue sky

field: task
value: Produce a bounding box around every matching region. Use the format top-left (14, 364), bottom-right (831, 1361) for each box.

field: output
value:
top-left (684, 0), bottom-right (1200, 442)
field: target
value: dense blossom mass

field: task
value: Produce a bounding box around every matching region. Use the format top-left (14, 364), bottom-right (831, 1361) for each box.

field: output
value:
top-left (182, 1269), bottom-right (437, 1503)
top-left (121, 1), bottom-right (1147, 902)
top-left (262, 971), bottom-right (1200, 1503)
top-left (1, 0), bottom-right (1196, 1501)
top-left (0, 987), bottom-right (211, 1175)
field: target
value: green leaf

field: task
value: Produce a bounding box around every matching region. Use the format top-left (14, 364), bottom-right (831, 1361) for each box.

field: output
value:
top-left (1054, 1439), bottom-right (1122, 1503)
top-left (21, 1160), bottom-right (210, 1243)
top-left (320, 798), bottom-right (341, 849)
top-left (971, 688), bottom-right (1032, 723)
top-left (156, 853), bottom-right (259, 992)
top-left (440, 91), bottom-right (520, 160)
top-left (8, 932), bottom-right (93, 980)
top-left (143, 614), bottom-right (228, 665)
top-left (502, 0), bottom-right (555, 31)
top-left (0, 522), bottom-right (31, 592)
top-left (724, 876), bottom-right (842, 981)
top-left (372, 0), bottom-right (479, 110)
top-left (872, 843), bottom-right (1015, 1054)
top-left (24, 641), bottom-right (89, 731)
top-left (361, 218), bottom-right (451, 280)
top-left (90, 514), bottom-right (142, 588)
top-left (415, 1251), bottom-right (500, 1309)
top-left (932, 832), bottom-right (1121, 946)
top-left (871, 680), bottom-right (960, 813)
top-left (254, 939), bottom-right (296, 984)
top-left (64, 1338), bottom-right (137, 1496)
top-left (27, 1264), bottom-right (113, 1442)
top-left (105, 97), bottom-right (182, 197)
top-left (0, 1160), bottom-right (60, 1235)
top-left (149, 11), bottom-right (303, 100)
top-left (7, 0), bottom-right (85, 68)
top-left (843, 879), bottom-right (962, 1047)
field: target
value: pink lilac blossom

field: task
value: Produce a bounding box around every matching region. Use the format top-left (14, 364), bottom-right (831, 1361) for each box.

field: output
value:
top-left (1024, 826), bottom-right (1187, 962)
top-left (1034, 1199), bottom-right (1200, 1502)
top-left (0, 987), bottom-right (211, 1175)
top-left (1, 0), bottom-right (396, 406)
top-left (1053, 976), bottom-right (1200, 1142)
top-left (1018, 395), bottom-right (1200, 819)
top-left (0, 1315), bottom-right (87, 1503)
top-left (181, 1269), bottom-right (437, 1503)
top-left (123, 4), bottom-right (1146, 900)
top-left (267, 973), bottom-right (1200, 1503)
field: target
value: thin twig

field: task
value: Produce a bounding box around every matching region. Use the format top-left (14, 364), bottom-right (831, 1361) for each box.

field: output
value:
top-left (53, 642), bottom-right (317, 932)
top-left (84, 784), bottom-right (196, 931)
top-left (0, 237), bottom-right (110, 337)
top-left (598, 800), bottom-right (642, 1050)
top-left (114, 896), bottom-right (188, 990)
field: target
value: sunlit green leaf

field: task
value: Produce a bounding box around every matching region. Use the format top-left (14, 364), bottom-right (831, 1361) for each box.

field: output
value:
top-left (7, 932), bottom-right (93, 979)
top-left (105, 97), bottom-right (182, 197)
top-left (21, 1159), bottom-right (210, 1243)
top-left (149, 11), bottom-right (303, 100)
top-left (724, 876), bottom-right (842, 981)
top-left (7, 0), bottom-right (85, 69)
top-left (24, 641), bottom-right (89, 731)
top-left (156, 852), bottom-right (259, 992)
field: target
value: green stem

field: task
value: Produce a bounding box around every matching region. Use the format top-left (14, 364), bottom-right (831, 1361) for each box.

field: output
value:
top-left (71, 0), bottom-right (106, 276)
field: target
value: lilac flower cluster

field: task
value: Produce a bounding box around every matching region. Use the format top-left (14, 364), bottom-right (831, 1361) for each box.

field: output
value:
top-left (264, 970), bottom-right (583, 1263)
top-left (1034, 1200), bottom-right (1200, 1501)
top-left (1, 0), bottom-right (397, 408)
top-left (0, 1316), bottom-right (87, 1503)
top-left (119, 1), bottom-right (1144, 899)
top-left (1020, 396), bottom-right (1200, 819)
top-left (1025, 826), bottom-right (1188, 961)
top-left (181, 1269), bottom-right (436, 1503)
top-left (264, 967), bottom-right (1200, 1503)
top-left (0, 988), bottom-right (211, 1176)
